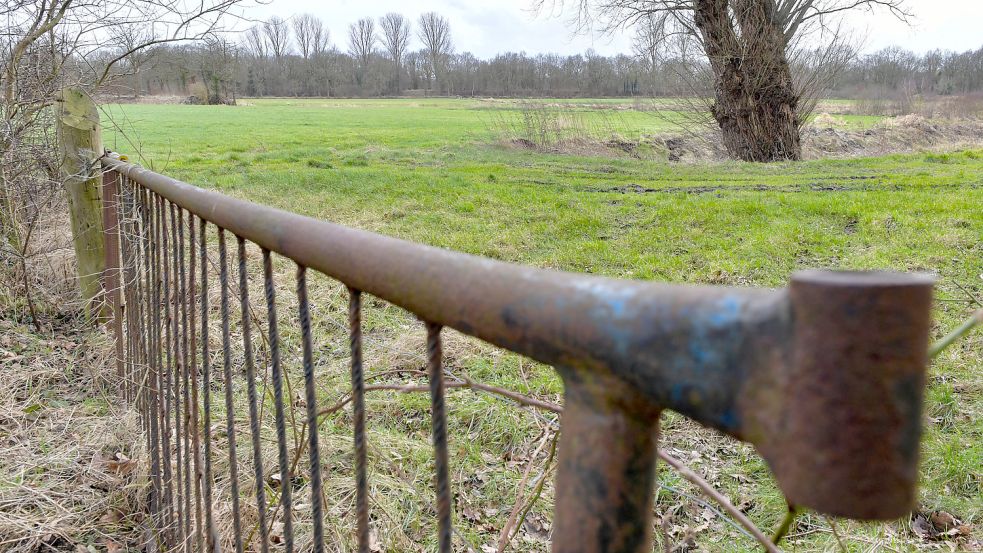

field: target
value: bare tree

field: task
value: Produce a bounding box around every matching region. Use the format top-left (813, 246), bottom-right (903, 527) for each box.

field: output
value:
top-left (540, 0), bottom-right (909, 161)
top-left (263, 16), bottom-right (291, 61)
top-left (244, 25), bottom-right (268, 59)
top-left (347, 17), bottom-right (376, 88)
top-left (417, 12), bottom-right (453, 94)
top-left (293, 13), bottom-right (327, 60)
top-left (196, 37), bottom-right (240, 103)
top-left (290, 13), bottom-right (330, 96)
top-left (379, 12), bottom-right (411, 93)
top-left (309, 21), bottom-right (330, 58)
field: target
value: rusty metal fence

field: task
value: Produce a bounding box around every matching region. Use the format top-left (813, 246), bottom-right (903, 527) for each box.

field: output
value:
top-left (99, 152), bottom-right (935, 552)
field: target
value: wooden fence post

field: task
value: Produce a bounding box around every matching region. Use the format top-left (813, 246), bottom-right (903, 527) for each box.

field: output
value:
top-left (56, 87), bottom-right (106, 320)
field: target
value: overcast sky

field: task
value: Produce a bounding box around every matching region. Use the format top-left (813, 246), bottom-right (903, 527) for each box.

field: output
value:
top-left (247, 1), bottom-right (983, 58)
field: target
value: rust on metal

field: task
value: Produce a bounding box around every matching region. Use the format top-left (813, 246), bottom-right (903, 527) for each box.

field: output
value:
top-left (100, 169), bottom-right (124, 379)
top-left (101, 155), bottom-right (935, 552)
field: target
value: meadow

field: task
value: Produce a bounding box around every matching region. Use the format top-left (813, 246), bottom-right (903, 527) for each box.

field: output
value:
top-left (102, 98), bottom-right (982, 551)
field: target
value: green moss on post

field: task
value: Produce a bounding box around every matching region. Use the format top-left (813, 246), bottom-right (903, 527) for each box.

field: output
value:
top-left (56, 87), bottom-right (106, 320)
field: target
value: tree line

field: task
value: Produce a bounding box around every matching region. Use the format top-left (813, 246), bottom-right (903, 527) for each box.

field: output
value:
top-left (107, 12), bottom-right (983, 104)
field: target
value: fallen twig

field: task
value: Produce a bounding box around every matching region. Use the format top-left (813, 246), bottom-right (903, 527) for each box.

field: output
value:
top-left (823, 515), bottom-right (848, 553)
top-left (658, 450), bottom-right (782, 553)
top-left (316, 376), bottom-right (562, 419)
top-left (496, 431), bottom-right (560, 552)
top-left (507, 431), bottom-right (559, 548)
top-left (929, 309), bottom-right (983, 359)
top-left (771, 505), bottom-right (799, 547)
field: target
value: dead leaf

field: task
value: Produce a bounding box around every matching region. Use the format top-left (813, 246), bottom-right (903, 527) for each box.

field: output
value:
top-left (270, 522), bottom-right (284, 544)
top-left (101, 539), bottom-right (123, 553)
top-left (520, 515), bottom-right (550, 542)
top-left (461, 504), bottom-right (481, 522)
top-left (913, 510), bottom-right (973, 543)
top-left (930, 511), bottom-right (958, 532)
top-left (90, 450), bottom-right (107, 469)
top-left (105, 453), bottom-right (137, 476)
top-left (912, 514), bottom-right (934, 540)
top-left (99, 510), bottom-right (122, 525)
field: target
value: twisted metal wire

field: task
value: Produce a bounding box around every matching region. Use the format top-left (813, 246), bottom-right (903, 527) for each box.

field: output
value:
top-left (186, 214), bottom-right (205, 553)
top-left (148, 191), bottom-right (165, 547)
top-left (159, 195), bottom-right (176, 548)
top-left (169, 202), bottom-right (187, 551)
top-left (349, 288), bottom-right (370, 553)
top-left (117, 174), bottom-right (136, 405)
top-left (137, 183), bottom-right (152, 438)
top-left (200, 219), bottom-right (219, 553)
top-left (177, 207), bottom-right (193, 553)
top-left (125, 177), bottom-right (141, 405)
top-left (427, 322), bottom-right (453, 553)
top-left (238, 236), bottom-right (271, 553)
top-left (218, 229), bottom-right (245, 553)
top-left (263, 250), bottom-right (295, 553)
top-left (297, 265), bottom-right (325, 553)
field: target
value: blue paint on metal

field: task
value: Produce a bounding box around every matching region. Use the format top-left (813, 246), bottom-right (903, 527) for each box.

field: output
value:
top-left (709, 295), bottom-right (743, 328)
top-left (671, 383), bottom-right (686, 404)
top-left (717, 408), bottom-right (739, 431)
top-left (607, 296), bottom-right (627, 319)
top-left (577, 282), bottom-right (642, 361)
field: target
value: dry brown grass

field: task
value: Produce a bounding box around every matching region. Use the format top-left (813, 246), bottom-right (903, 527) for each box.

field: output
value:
top-left (0, 315), bottom-right (145, 552)
top-left (802, 115), bottom-right (983, 159)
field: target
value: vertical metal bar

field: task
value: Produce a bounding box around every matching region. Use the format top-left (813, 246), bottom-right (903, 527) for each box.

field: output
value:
top-left (122, 176), bottom-right (138, 405)
top-left (297, 266), bottom-right (325, 553)
top-left (138, 184), bottom-right (153, 474)
top-left (177, 207), bottom-right (192, 553)
top-left (137, 184), bottom-right (151, 442)
top-left (127, 177), bottom-right (139, 407)
top-left (349, 288), bottom-right (369, 553)
top-left (238, 236), bottom-right (271, 553)
top-left (551, 383), bottom-right (661, 553)
top-left (160, 195), bottom-right (175, 547)
top-left (116, 174), bottom-right (134, 403)
top-left (188, 215), bottom-right (204, 553)
top-left (169, 202), bottom-right (186, 551)
top-left (101, 169), bottom-right (124, 385)
top-left (426, 322), bottom-right (452, 553)
top-left (148, 190), bottom-right (164, 546)
top-left (200, 219), bottom-right (219, 553)
top-left (218, 229), bottom-right (245, 553)
top-left (129, 176), bottom-right (142, 406)
top-left (263, 250), bottom-right (294, 553)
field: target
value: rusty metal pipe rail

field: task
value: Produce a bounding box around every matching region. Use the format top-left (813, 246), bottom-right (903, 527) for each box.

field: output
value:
top-left (101, 154), bottom-right (934, 552)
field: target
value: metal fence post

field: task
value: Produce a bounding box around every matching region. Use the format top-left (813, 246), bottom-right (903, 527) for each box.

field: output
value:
top-left (552, 373), bottom-right (662, 552)
top-left (101, 169), bottom-right (124, 381)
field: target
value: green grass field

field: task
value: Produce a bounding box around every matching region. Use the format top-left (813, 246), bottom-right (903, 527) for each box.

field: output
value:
top-left (104, 98), bottom-right (982, 551)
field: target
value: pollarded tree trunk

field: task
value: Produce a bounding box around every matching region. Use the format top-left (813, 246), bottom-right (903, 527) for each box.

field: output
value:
top-left (695, 0), bottom-right (802, 162)
top-left (712, 52), bottom-right (801, 161)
